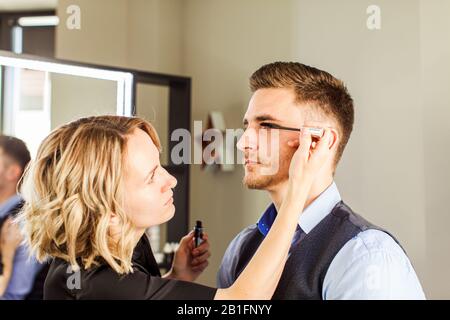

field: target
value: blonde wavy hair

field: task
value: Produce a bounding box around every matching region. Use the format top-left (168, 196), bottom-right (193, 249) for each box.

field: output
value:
top-left (17, 115), bottom-right (161, 274)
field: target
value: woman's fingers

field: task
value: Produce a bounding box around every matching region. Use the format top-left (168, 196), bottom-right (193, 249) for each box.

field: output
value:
top-left (181, 230), bottom-right (194, 242)
top-left (180, 230), bottom-right (195, 250)
top-left (192, 250), bottom-right (211, 266)
top-left (192, 260), bottom-right (209, 272)
top-left (180, 230), bottom-right (210, 253)
top-left (298, 130), bottom-right (312, 160)
top-left (288, 130), bottom-right (312, 180)
top-left (192, 232), bottom-right (209, 251)
top-left (287, 139), bottom-right (299, 148)
top-left (310, 128), bottom-right (332, 162)
top-left (191, 231), bottom-right (211, 266)
top-left (200, 232), bottom-right (209, 242)
top-left (288, 127), bottom-right (334, 184)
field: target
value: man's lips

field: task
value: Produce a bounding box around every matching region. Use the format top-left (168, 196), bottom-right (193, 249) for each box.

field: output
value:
top-left (244, 159), bottom-right (260, 165)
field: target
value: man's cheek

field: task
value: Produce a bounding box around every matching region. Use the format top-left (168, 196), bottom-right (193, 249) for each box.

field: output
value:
top-left (257, 138), bottom-right (278, 162)
top-left (276, 144), bottom-right (295, 173)
top-left (259, 149), bottom-right (281, 176)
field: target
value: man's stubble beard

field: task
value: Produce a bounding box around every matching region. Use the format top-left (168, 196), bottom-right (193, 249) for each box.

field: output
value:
top-left (242, 161), bottom-right (290, 190)
top-left (242, 141), bottom-right (295, 190)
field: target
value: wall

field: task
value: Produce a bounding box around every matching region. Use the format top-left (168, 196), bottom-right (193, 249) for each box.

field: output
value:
top-left (291, 0), bottom-right (428, 289)
top-left (182, 0), bottom-right (430, 291)
top-left (54, 0), bottom-right (450, 297)
top-left (183, 0), bottom-right (299, 285)
top-left (56, 0), bottom-right (128, 67)
top-left (56, 0), bottom-right (183, 252)
top-left (420, 0), bottom-right (450, 299)
top-left (50, 73), bottom-right (118, 128)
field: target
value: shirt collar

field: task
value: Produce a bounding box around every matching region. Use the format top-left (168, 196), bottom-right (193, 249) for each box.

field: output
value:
top-left (299, 182), bottom-right (341, 233)
top-left (0, 194), bottom-right (22, 220)
top-left (257, 182), bottom-right (342, 236)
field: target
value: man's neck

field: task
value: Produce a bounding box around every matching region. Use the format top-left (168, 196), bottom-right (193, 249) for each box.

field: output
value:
top-left (0, 187), bottom-right (18, 206)
top-left (269, 175), bottom-right (334, 212)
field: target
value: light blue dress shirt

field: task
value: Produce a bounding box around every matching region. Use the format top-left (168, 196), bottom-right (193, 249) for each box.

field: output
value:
top-left (0, 194), bottom-right (43, 300)
top-left (255, 182), bottom-right (426, 299)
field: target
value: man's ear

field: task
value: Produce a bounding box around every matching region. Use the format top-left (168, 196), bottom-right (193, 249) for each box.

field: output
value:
top-left (328, 129), bottom-right (339, 150)
top-left (6, 163), bottom-right (22, 183)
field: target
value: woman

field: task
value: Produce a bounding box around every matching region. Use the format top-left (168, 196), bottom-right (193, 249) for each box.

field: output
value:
top-left (17, 115), bottom-right (332, 299)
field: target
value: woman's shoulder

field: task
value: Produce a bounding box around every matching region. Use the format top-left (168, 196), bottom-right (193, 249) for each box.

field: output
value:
top-left (45, 257), bottom-right (217, 300)
top-left (45, 257), bottom-right (153, 300)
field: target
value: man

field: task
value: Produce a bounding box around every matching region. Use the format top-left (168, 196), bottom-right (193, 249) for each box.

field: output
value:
top-left (217, 62), bottom-right (425, 299)
top-left (0, 135), bottom-right (47, 299)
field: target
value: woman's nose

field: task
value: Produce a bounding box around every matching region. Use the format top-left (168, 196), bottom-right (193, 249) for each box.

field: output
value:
top-left (161, 170), bottom-right (177, 192)
top-left (169, 174), bottom-right (177, 189)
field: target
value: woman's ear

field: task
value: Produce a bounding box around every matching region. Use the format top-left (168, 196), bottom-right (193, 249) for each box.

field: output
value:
top-left (109, 213), bottom-right (121, 227)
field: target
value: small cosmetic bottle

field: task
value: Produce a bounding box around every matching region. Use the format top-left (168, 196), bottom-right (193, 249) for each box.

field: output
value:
top-left (194, 220), bottom-right (204, 248)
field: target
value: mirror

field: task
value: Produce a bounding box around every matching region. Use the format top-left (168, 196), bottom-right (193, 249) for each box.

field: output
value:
top-left (135, 84), bottom-right (170, 264)
top-left (0, 50), bottom-right (133, 156)
top-left (0, 50), bottom-right (192, 265)
top-left (135, 83), bottom-right (170, 166)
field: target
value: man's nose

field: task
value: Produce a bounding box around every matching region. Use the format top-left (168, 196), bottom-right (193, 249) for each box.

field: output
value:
top-left (237, 128), bottom-right (257, 151)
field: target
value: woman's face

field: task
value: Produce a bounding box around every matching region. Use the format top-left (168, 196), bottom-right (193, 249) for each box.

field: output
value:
top-left (122, 128), bottom-right (177, 231)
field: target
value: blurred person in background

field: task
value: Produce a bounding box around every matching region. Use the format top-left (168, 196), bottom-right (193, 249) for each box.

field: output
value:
top-left (0, 135), bottom-right (47, 300)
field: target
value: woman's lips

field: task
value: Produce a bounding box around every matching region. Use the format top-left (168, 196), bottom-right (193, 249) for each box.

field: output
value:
top-left (164, 197), bottom-right (173, 206)
top-left (164, 192), bottom-right (174, 206)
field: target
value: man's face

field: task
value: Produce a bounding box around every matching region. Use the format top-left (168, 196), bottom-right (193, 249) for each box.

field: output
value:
top-left (0, 149), bottom-right (18, 190)
top-left (237, 88), bottom-right (308, 190)
top-left (0, 150), bottom-right (7, 189)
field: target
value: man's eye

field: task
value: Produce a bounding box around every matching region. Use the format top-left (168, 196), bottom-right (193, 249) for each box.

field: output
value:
top-left (260, 122), bottom-right (277, 129)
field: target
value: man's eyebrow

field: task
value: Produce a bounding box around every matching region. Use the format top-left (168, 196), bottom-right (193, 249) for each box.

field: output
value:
top-left (243, 114), bottom-right (282, 124)
top-left (256, 115), bottom-right (278, 122)
top-left (145, 165), bottom-right (158, 182)
top-left (255, 114), bottom-right (282, 122)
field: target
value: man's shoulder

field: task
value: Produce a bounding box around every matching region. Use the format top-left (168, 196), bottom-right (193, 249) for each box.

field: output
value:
top-left (348, 229), bottom-right (408, 263)
top-left (323, 229), bottom-right (425, 299)
top-left (235, 224), bottom-right (259, 238)
top-left (221, 224), bottom-right (263, 265)
top-left (226, 224), bottom-right (261, 251)
top-left (217, 224), bottom-right (261, 288)
top-left (222, 224), bottom-right (264, 267)
top-left (330, 229), bottom-right (409, 272)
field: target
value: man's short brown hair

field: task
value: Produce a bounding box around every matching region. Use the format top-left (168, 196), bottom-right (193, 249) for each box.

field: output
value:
top-left (249, 61), bottom-right (354, 167)
top-left (0, 135), bottom-right (31, 175)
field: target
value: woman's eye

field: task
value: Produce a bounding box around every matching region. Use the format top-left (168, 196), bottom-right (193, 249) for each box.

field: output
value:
top-left (148, 169), bottom-right (157, 184)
